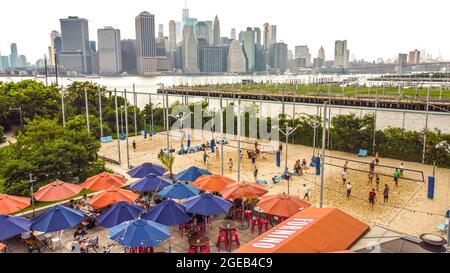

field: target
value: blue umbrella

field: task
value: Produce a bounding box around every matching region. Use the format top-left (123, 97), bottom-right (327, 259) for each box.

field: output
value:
top-left (108, 218), bottom-right (170, 247)
top-left (129, 174), bottom-right (172, 193)
top-left (156, 183), bottom-right (200, 199)
top-left (127, 163), bottom-right (166, 178)
top-left (182, 193), bottom-right (233, 216)
top-left (98, 201), bottom-right (144, 228)
top-left (174, 166), bottom-right (212, 182)
top-left (0, 214), bottom-right (31, 241)
top-left (30, 205), bottom-right (84, 233)
top-left (142, 200), bottom-right (191, 226)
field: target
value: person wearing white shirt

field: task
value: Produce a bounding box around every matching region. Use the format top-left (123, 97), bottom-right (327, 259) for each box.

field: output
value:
top-left (303, 184), bottom-right (310, 201)
top-left (346, 182), bottom-right (352, 199)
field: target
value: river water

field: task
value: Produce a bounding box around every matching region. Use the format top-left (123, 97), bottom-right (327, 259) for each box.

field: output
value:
top-left (3, 75), bottom-right (450, 133)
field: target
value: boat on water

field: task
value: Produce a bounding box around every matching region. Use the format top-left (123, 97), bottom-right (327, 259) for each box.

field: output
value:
top-left (85, 75), bottom-right (101, 79)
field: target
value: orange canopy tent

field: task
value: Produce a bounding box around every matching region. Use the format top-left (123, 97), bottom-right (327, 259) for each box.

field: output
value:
top-left (220, 181), bottom-right (268, 200)
top-left (88, 187), bottom-right (140, 209)
top-left (33, 180), bottom-right (83, 202)
top-left (256, 193), bottom-right (311, 218)
top-left (80, 172), bottom-right (127, 191)
top-left (234, 208), bottom-right (369, 253)
top-left (0, 194), bottom-right (31, 214)
top-left (192, 174), bottom-right (236, 192)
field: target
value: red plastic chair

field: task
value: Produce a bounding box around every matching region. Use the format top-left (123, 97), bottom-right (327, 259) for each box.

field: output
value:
top-left (259, 218), bottom-right (269, 235)
top-left (188, 246), bottom-right (197, 253)
top-left (216, 231), bottom-right (228, 252)
top-left (199, 245), bottom-right (211, 253)
top-left (233, 208), bottom-right (243, 220)
top-left (244, 210), bottom-right (252, 225)
top-left (251, 216), bottom-right (260, 234)
top-left (230, 229), bottom-right (240, 247)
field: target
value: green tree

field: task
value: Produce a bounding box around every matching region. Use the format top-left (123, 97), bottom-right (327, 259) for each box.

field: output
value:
top-left (0, 125), bottom-right (4, 143)
top-left (330, 113), bottom-right (374, 153)
top-left (0, 118), bottom-right (105, 195)
top-left (158, 153), bottom-right (175, 178)
top-left (66, 114), bottom-right (112, 140)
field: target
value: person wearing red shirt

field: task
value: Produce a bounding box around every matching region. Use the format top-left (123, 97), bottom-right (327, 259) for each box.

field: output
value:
top-left (369, 189), bottom-right (376, 210)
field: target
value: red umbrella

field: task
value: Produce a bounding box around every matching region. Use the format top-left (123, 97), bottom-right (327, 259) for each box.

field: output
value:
top-left (81, 172), bottom-right (127, 191)
top-left (192, 174), bottom-right (236, 192)
top-left (220, 181), bottom-right (268, 200)
top-left (34, 180), bottom-right (83, 202)
top-left (88, 187), bottom-right (140, 209)
top-left (256, 193), bottom-right (311, 218)
top-left (0, 194), bottom-right (31, 214)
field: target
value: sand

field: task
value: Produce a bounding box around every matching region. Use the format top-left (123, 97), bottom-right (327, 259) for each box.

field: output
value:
top-left (99, 129), bottom-right (450, 237)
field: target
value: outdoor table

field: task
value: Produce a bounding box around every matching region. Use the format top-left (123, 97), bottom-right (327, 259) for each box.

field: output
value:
top-left (188, 235), bottom-right (210, 252)
top-left (219, 220), bottom-right (239, 252)
top-left (33, 231), bottom-right (53, 250)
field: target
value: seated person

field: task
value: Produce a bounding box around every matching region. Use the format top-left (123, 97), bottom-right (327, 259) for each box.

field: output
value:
top-left (195, 214), bottom-right (205, 225)
top-left (302, 159), bottom-right (308, 170)
top-left (79, 194), bottom-right (88, 206)
top-left (73, 226), bottom-right (87, 240)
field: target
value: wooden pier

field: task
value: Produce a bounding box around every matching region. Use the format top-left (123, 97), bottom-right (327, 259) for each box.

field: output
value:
top-left (158, 87), bottom-right (450, 113)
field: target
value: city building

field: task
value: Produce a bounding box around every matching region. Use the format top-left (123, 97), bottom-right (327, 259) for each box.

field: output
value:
top-left (230, 28), bottom-right (236, 40)
top-left (90, 41), bottom-right (97, 53)
top-left (270, 42), bottom-right (288, 73)
top-left (318, 46), bottom-right (325, 59)
top-left (254, 27), bottom-right (261, 46)
top-left (97, 27), bottom-right (122, 75)
top-left (169, 20), bottom-right (177, 54)
top-left (313, 57), bottom-right (325, 68)
top-left (263, 23), bottom-right (269, 51)
top-left (59, 16), bottom-right (93, 74)
top-left (135, 11), bottom-right (156, 74)
top-left (0, 55), bottom-right (10, 70)
top-left (242, 27), bottom-right (256, 72)
top-left (121, 39), bottom-right (137, 74)
top-left (182, 25), bottom-right (198, 72)
top-left (213, 15), bottom-right (221, 46)
top-left (49, 31), bottom-right (62, 65)
top-left (255, 45), bottom-right (266, 72)
top-left (227, 40), bottom-right (246, 73)
top-left (195, 21), bottom-right (210, 44)
top-left (334, 40), bottom-right (349, 68)
top-left (9, 43), bottom-right (18, 68)
top-left (409, 49), bottom-right (421, 64)
top-left (268, 25), bottom-right (277, 50)
top-left (295, 45), bottom-right (311, 66)
top-left (199, 45), bottom-right (227, 72)
top-left (18, 55), bottom-right (27, 67)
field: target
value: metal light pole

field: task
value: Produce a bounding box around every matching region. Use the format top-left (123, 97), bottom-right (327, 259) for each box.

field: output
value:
top-left (237, 96), bottom-right (241, 182)
top-left (124, 89), bottom-right (130, 169)
top-left (114, 89), bottom-right (121, 163)
top-left (133, 84), bottom-right (138, 137)
top-left (98, 89), bottom-right (104, 138)
top-left (220, 95), bottom-right (224, 176)
top-left (165, 86), bottom-right (170, 155)
top-left (422, 73), bottom-right (433, 164)
top-left (84, 86), bottom-right (90, 134)
top-left (319, 101), bottom-right (328, 208)
top-left (372, 85), bottom-right (378, 155)
top-left (29, 174), bottom-right (36, 219)
top-left (61, 87), bottom-right (66, 127)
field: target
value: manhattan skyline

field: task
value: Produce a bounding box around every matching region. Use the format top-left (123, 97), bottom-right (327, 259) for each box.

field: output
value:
top-left (1, 0), bottom-right (449, 63)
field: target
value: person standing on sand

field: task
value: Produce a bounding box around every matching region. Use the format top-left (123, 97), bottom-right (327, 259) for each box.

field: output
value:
top-left (394, 168), bottom-right (400, 187)
top-left (369, 189), bottom-right (376, 210)
top-left (253, 166), bottom-right (258, 181)
top-left (383, 184), bottom-right (390, 202)
top-left (375, 174), bottom-right (380, 191)
top-left (216, 148), bottom-right (220, 159)
top-left (368, 172), bottom-right (374, 185)
top-left (341, 169), bottom-right (348, 185)
top-left (132, 140), bottom-right (137, 152)
top-left (375, 152), bottom-right (380, 165)
top-left (228, 158), bottom-right (233, 172)
top-left (203, 151), bottom-right (208, 165)
top-left (346, 182), bottom-right (352, 199)
top-left (369, 160), bottom-right (375, 174)
top-left (279, 143), bottom-right (283, 155)
top-left (399, 163), bottom-right (404, 177)
top-left (303, 184), bottom-right (310, 201)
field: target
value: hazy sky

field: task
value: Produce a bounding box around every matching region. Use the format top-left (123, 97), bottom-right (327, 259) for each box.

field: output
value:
top-left (1, 0), bottom-right (449, 63)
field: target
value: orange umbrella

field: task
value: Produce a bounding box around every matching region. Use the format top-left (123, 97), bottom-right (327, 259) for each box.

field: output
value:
top-left (0, 242), bottom-right (6, 252)
top-left (80, 172), bottom-right (127, 191)
top-left (256, 193), bottom-right (311, 218)
top-left (192, 174), bottom-right (236, 192)
top-left (88, 187), bottom-right (140, 209)
top-left (34, 180), bottom-right (83, 202)
top-left (0, 194), bottom-right (31, 214)
top-left (220, 181), bottom-right (268, 200)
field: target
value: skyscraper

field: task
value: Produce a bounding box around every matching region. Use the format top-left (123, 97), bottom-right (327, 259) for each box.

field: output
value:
top-left (98, 27), bottom-right (122, 75)
top-left (182, 5), bottom-right (189, 28)
top-left (199, 46), bottom-right (227, 72)
top-left (268, 25), bottom-right (277, 49)
top-left (158, 24), bottom-right (164, 37)
top-left (49, 31), bottom-right (61, 65)
top-left (318, 46), bottom-right (325, 59)
top-left (213, 15), bottom-right (221, 45)
top-left (230, 28), bottom-right (236, 40)
top-left (9, 43), bottom-right (18, 68)
top-left (242, 28), bottom-right (256, 72)
top-left (121, 39), bottom-right (137, 74)
top-left (135, 11), bottom-right (156, 74)
top-left (196, 21), bottom-right (210, 44)
top-left (270, 42), bottom-right (288, 73)
top-left (227, 40), bottom-right (246, 73)
top-left (334, 40), bottom-right (349, 68)
top-left (263, 23), bottom-right (269, 51)
top-left (295, 45), bottom-right (311, 66)
top-left (182, 25), bottom-right (198, 71)
top-left (169, 20), bottom-right (177, 53)
top-left (408, 49), bottom-right (420, 64)
top-left (254, 27), bottom-right (261, 46)
top-left (0, 56), bottom-right (10, 70)
top-left (18, 55), bottom-right (27, 67)
top-left (59, 16), bottom-right (93, 74)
